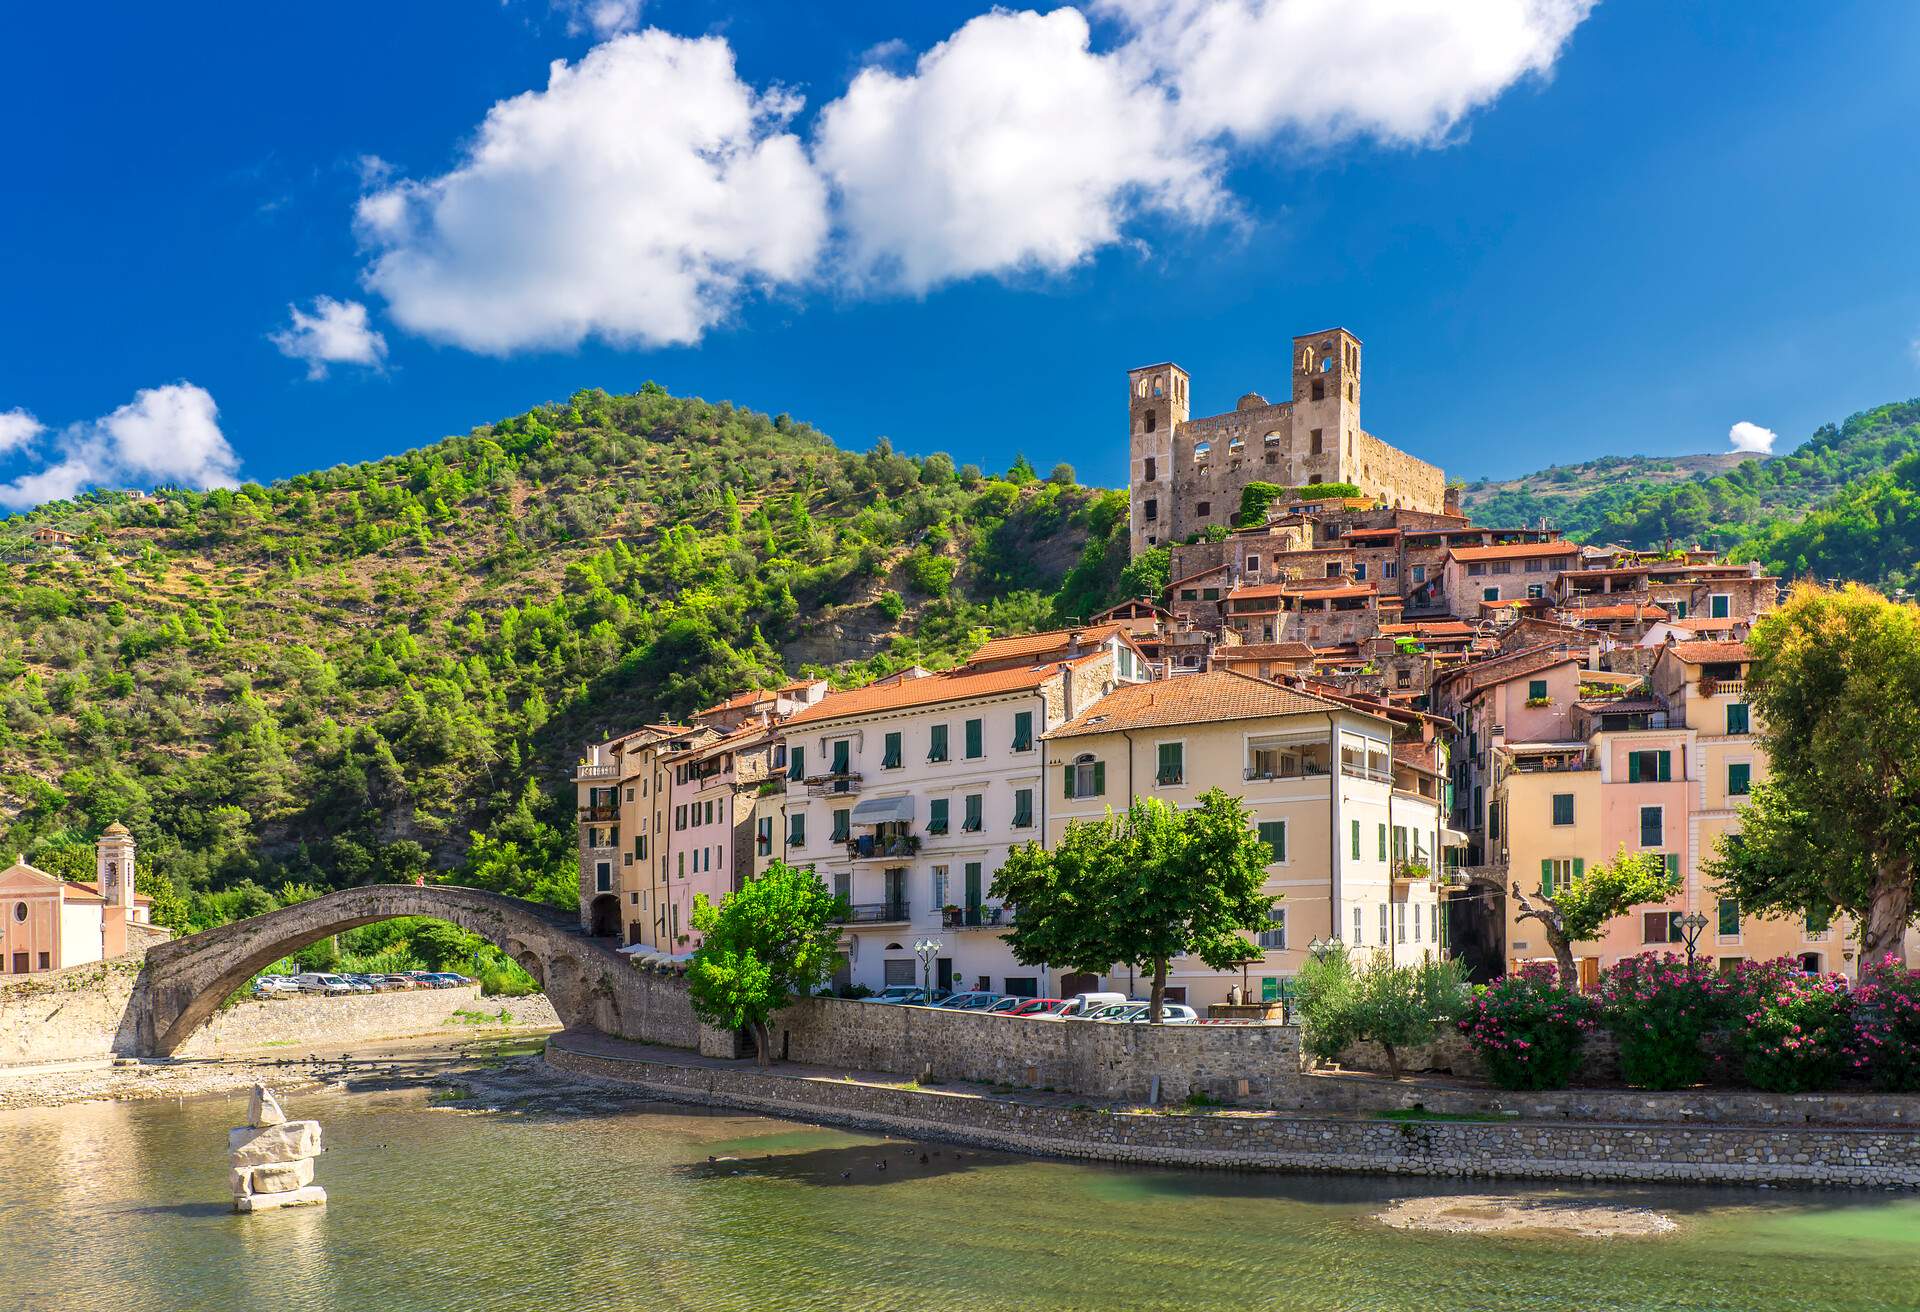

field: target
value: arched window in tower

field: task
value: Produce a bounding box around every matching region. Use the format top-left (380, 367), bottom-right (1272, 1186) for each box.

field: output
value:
top-left (1298, 346), bottom-right (1314, 373)
top-left (1142, 409), bottom-right (1157, 433)
top-left (1320, 355), bottom-right (1334, 374)
top-left (1153, 378), bottom-right (1164, 397)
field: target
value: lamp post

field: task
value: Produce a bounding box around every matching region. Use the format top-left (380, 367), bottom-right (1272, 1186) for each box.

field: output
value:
top-left (914, 938), bottom-right (942, 1006)
top-left (1679, 911), bottom-right (1709, 971)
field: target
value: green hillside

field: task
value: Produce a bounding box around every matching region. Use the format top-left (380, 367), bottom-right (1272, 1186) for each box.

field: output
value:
top-left (1463, 399), bottom-right (1920, 589)
top-left (0, 384), bottom-right (1146, 927)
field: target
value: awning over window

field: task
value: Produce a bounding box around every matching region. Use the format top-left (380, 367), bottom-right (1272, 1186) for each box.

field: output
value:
top-left (850, 794), bottom-right (915, 825)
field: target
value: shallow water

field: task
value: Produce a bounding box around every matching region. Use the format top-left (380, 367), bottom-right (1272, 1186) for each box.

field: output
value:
top-left (4, 1071), bottom-right (1918, 1311)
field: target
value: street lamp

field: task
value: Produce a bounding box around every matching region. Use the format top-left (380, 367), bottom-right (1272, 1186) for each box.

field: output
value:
top-left (914, 938), bottom-right (942, 1006)
top-left (1679, 911), bottom-right (1709, 971)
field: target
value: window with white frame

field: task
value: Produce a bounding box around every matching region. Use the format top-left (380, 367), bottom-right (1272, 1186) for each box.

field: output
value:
top-left (1257, 906), bottom-right (1287, 949)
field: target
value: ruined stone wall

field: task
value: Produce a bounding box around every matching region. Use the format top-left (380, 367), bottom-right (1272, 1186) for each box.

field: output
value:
top-left (0, 956), bottom-right (140, 1066)
top-left (1353, 430), bottom-right (1446, 512)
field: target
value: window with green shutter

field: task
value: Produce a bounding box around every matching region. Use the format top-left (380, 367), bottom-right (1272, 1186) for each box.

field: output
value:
top-left (1627, 750), bottom-right (1672, 783)
top-left (1258, 820), bottom-right (1286, 863)
top-left (1350, 819), bottom-right (1361, 860)
top-left (831, 739), bottom-right (850, 775)
top-left (928, 797), bottom-right (949, 835)
top-left (882, 731), bottom-right (902, 769)
top-left (928, 724), bottom-right (949, 762)
top-left (1711, 594), bottom-right (1730, 619)
top-left (1528, 679), bottom-right (1548, 701)
top-left (964, 718), bottom-right (983, 759)
top-left (1156, 741), bottom-right (1184, 785)
top-left (1377, 823), bottom-right (1387, 861)
top-left (787, 813), bottom-right (805, 846)
top-left (788, 746), bottom-right (804, 781)
top-left (831, 809), bottom-right (850, 843)
top-left (1640, 806), bottom-right (1663, 846)
top-left (1718, 897), bottom-right (1740, 937)
top-left (1012, 788), bottom-right (1033, 828)
top-left (1728, 762), bottom-right (1751, 796)
top-left (1726, 702), bottom-right (1750, 735)
top-left (1664, 852), bottom-right (1680, 878)
top-left (962, 793), bottom-right (983, 832)
top-left (1012, 710), bottom-right (1034, 752)
top-left (1551, 793), bottom-right (1574, 826)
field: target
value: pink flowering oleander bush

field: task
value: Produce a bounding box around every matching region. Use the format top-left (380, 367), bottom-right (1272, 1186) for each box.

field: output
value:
top-left (1593, 953), bottom-right (1734, 1090)
top-left (1728, 959), bottom-right (1854, 1093)
top-left (1845, 955), bottom-right (1920, 1092)
top-left (1457, 962), bottom-right (1595, 1090)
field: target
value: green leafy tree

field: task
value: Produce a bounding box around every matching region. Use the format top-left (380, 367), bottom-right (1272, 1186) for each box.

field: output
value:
top-left (996, 789), bottom-right (1274, 1022)
top-left (1705, 584), bottom-right (1920, 963)
top-left (1509, 847), bottom-right (1678, 984)
top-left (687, 861), bottom-right (845, 1065)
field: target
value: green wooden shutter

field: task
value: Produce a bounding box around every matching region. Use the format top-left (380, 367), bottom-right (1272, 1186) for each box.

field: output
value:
top-left (1540, 858), bottom-right (1553, 895)
top-left (1572, 857), bottom-right (1585, 878)
top-left (1657, 751), bottom-right (1672, 782)
top-left (1627, 753), bottom-right (1642, 783)
top-left (1665, 853), bottom-right (1680, 878)
top-left (1063, 763), bottom-right (1076, 799)
top-left (1092, 760), bottom-right (1106, 796)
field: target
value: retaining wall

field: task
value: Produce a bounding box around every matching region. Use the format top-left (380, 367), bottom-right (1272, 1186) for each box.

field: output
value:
top-left (546, 1039), bottom-right (1920, 1190)
top-left (175, 986), bottom-right (561, 1056)
top-left (0, 958), bottom-right (143, 1066)
top-left (770, 995), bottom-right (1304, 1104)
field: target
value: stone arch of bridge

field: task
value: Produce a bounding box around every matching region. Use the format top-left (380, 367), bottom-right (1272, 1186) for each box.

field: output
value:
top-left (130, 884), bottom-right (637, 1056)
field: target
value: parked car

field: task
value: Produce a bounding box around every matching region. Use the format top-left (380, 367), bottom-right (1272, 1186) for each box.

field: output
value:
top-left (252, 975), bottom-right (300, 996)
top-left (427, 973), bottom-right (472, 988)
top-left (984, 997), bottom-right (1032, 1013)
top-left (292, 973), bottom-right (354, 996)
top-left (1124, 1004), bottom-right (1199, 1025)
top-left (932, 991), bottom-right (1004, 1011)
top-left (1004, 998), bottom-right (1071, 1017)
top-left (1084, 1002), bottom-right (1149, 1022)
top-left (865, 985), bottom-right (946, 1004)
top-left (1061, 991), bottom-right (1128, 1017)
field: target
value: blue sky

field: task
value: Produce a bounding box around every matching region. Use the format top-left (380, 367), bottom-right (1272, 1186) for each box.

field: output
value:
top-left (2, 1), bottom-right (1916, 508)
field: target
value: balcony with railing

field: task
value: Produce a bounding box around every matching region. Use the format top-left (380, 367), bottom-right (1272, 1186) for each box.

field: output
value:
top-left (572, 761), bottom-right (621, 781)
top-left (846, 834), bottom-right (921, 861)
top-left (804, 772), bottom-right (864, 798)
top-left (1243, 741), bottom-right (1331, 783)
top-left (1700, 678), bottom-right (1747, 699)
top-left (578, 804), bottom-right (619, 822)
top-left (834, 899), bottom-right (911, 924)
top-left (943, 904), bottom-right (1013, 930)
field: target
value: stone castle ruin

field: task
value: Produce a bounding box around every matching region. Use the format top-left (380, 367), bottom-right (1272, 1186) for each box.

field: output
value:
top-left (1127, 328), bottom-right (1447, 557)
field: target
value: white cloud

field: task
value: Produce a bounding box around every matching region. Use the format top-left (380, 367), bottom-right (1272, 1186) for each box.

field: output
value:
top-left (356, 31), bottom-right (827, 355)
top-left (0, 408), bottom-right (44, 456)
top-left (1728, 420), bottom-right (1777, 454)
top-left (556, 0), bottom-right (642, 39)
top-left (270, 296), bottom-right (389, 380)
top-left (0, 384), bottom-right (240, 511)
top-left (815, 7), bottom-right (1223, 293)
top-left (1096, 0), bottom-right (1596, 147)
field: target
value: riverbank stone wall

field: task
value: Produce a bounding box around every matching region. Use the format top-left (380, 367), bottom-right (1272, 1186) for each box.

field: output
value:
top-left (547, 1037), bottom-right (1920, 1191)
top-left (176, 985), bottom-right (560, 1057)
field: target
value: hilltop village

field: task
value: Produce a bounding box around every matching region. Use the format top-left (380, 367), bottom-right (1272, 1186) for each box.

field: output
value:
top-left (575, 332), bottom-right (1793, 1005)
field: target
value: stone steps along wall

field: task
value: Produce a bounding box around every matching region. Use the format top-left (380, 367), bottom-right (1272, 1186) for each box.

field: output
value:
top-left (176, 985), bottom-right (561, 1056)
top-left (545, 1042), bottom-right (1920, 1191)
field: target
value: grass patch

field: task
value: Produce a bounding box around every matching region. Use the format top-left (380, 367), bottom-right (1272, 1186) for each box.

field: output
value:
top-left (1372, 1107), bottom-right (1508, 1123)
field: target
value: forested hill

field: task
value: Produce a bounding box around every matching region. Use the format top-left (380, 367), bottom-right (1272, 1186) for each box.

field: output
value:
top-left (1461, 399), bottom-right (1920, 589)
top-left (0, 384), bottom-right (1155, 925)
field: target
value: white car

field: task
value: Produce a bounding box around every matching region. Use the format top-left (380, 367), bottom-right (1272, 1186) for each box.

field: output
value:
top-left (252, 975), bottom-right (301, 995)
top-left (1124, 1004), bottom-right (1199, 1025)
top-left (293, 973), bottom-right (355, 996)
top-left (1085, 1001), bottom-right (1151, 1022)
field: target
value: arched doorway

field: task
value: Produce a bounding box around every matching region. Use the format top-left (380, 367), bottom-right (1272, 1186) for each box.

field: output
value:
top-left (588, 894), bottom-right (621, 939)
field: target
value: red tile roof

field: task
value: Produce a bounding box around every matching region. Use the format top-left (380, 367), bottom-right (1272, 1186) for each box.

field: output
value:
top-left (785, 654), bottom-right (1103, 727)
top-left (1215, 642), bottom-right (1316, 661)
top-left (967, 623), bottom-right (1127, 665)
top-left (1448, 541), bottom-right (1579, 563)
top-left (1046, 670), bottom-right (1347, 739)
top-left (1665, 641), bottom-right (1750, 664)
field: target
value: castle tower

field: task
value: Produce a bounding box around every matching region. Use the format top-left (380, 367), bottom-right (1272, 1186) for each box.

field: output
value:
top-left (1127, 362), bottom-right (1190, 558)
top-left (1290, 329), bottom-right (1361, 488)
top-left (97, 823), bottom-right (135, 915)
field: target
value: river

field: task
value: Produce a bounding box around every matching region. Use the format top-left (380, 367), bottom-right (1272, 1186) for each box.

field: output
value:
top-left (5, 1048), bottom-right (1918, 1311)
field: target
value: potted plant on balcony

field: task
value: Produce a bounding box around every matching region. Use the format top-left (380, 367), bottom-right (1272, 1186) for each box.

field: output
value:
top-left (941, 904), bottom-right (961, 928)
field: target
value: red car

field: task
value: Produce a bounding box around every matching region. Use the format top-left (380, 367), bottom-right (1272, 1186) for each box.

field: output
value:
top-left (1000, 997), bottom-right (1071, 1017)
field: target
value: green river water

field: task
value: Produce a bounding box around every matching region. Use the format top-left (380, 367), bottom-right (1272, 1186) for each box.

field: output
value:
top-left (4, 1053), bottom-right (1918, 1312)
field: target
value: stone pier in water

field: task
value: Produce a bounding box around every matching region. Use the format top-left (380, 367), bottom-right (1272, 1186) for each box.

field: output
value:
top-left (229, 1084), bottom-right (327, 1213)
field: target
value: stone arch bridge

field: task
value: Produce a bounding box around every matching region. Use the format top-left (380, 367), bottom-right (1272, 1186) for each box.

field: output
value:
top-left (130, 884), bottom-right (700, 1057)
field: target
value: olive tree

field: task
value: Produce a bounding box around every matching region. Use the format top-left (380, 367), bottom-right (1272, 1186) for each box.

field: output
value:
top-left (1510, 847), bottom-right (1678, 984)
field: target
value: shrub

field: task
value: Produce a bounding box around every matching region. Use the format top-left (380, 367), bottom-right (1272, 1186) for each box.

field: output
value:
top-left (1731, 962), bottom-right (1852, 1093)
top-left (1846, 954), bottom-right (1920, 1091)
top-left (874, 590), bottom-right (905, 621)
top-left (1458, 962), bottom-right (1595, 1090)
top-left (1594, 953), bottom-right (1733, 1089)
top-left (1294, 942), bottom-right (1361, 1065)
top-left (1294, 944), bottom-right (1466, 1077)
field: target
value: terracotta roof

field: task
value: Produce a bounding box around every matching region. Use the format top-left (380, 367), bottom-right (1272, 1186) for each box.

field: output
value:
top-left (1289, 584), bottom-right (1376, 601)
top-left (1379, 621), bottom-right (1473, 638)
top-left (1046, 670), bottom-right (1347, 739)
top-left (1227, 583), bottom-right (1286, 601)
top-left (1448, 541), bottom-right (1579, 563)
top-left (698, 688), bottom-right (778, 715)
top-left (967, 623), bottom-right (1127, 666)
top-left (1665, 641), bottom-right (1750, 664)
top-left (68, 879), bottom-right (150, 905)
top-left (1167, 563), bottom-right (1230, 589)
top-left (1579, 695), bottom-right (1667, 714)
top-left (1564, 603), bottom-right (1668, 621)
top-left (1215, 642), bottom-right (1316, 661)
top-left (786, 654), bottom-right (1101, 727)
top-left (1344, 527), bottom-right (1401, 541)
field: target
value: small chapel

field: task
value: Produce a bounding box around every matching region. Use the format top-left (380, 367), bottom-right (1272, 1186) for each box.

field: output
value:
top-left (0, 824), bottom-right (153, 975)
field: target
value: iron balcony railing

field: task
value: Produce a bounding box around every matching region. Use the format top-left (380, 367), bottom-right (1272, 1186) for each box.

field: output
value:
top-left (578, 804), bottom-right (619, 822)
top-left (846, 834), bottom-right (921, 860)
top-left (944, 905), bottom-right (1012, 930)
top-left (834, 900), bottom-right (911, 924)
top-left (1243, 762), bottom-right (1330, 781)
top-left (804, 772), bottom-right (863, 797)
